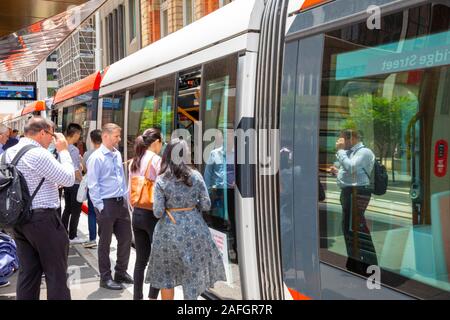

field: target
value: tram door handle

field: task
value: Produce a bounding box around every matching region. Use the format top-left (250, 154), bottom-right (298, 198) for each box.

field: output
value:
top-left (410, 180), bottom-right (422, 224)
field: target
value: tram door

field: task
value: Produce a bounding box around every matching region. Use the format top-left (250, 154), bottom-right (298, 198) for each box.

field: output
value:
top-left (173, 55), bottom-right (241, 299)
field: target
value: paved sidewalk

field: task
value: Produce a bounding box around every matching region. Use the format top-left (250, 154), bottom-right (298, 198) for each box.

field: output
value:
top-left (0, 207), bottom-right (186, 300)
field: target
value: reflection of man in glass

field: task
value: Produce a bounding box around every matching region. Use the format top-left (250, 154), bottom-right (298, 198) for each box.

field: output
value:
top-left (330, 129), bottom-right (378, 273)
top-left (204, 127), bottom-right (237, 262)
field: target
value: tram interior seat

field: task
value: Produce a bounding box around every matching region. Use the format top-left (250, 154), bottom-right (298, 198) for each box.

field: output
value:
top-left (379, 191), bottom-right (450, 288)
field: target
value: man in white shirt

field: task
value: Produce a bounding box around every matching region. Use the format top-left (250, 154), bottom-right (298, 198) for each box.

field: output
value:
top-left (330, 129), bottom-right (378, 273)
top-left (5, 117), bottom-right (75, 300)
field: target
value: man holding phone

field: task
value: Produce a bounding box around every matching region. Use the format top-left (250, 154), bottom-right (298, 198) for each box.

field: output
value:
top-left (4, 117), bottom-right (75, 300)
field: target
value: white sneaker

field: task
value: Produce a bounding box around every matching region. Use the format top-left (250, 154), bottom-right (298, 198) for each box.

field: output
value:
top-left (83, 240), bottom-right (97, 248)
top-left (0, 281), bottom-right (10, 288)
top-left (69, 237), bottom-right (86, 244)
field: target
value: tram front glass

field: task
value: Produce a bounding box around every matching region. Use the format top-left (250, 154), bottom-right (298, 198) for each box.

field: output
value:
top-left (318, 3), bottom-right (450, 297)
top-left (102, 93), bottom-right (125, 155)
top-left (54, 93), bottom-right (98, 155)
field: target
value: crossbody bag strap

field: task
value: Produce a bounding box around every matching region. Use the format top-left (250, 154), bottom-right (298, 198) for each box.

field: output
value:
top-left (10, 144), bottom-right (37, 165)
top-left (10, 145), bottom-right (46, 211)
top-left (144, 154), bottom-right (156, 181)
top-left (26, 177), bottom-right (46, 211)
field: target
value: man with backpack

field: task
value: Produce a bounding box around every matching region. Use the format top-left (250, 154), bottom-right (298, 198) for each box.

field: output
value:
top-left (330, 129), bottom-right (379, 273)
top-left (1, 117), bottom-right (75, 300)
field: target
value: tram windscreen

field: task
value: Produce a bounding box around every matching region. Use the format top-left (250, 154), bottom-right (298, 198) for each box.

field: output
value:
top-left (317, 3), bottom-right (450, 296)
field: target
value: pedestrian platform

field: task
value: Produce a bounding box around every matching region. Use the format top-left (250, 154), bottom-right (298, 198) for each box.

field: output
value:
top-left (0, 203), bottom-right (187, 300)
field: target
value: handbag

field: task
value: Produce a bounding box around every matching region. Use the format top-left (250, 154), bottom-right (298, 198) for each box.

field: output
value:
top-left (76, 175), bottom-right (88, 203)
top-left (129, 156), bottom-right (155, 210)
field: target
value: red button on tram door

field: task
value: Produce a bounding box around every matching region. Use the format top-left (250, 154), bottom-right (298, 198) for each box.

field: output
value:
top-left (434, 140), bottom-right (448, 178)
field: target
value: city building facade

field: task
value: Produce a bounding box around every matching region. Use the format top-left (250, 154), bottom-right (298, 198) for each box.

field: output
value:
top-left (140, 0), bottom-right (233, 47)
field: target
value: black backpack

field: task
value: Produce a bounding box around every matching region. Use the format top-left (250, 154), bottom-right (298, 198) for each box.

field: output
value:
top-left (355, 147), bottom-right (388, 196)
top-left (0, 145), bottom-right (45, 228)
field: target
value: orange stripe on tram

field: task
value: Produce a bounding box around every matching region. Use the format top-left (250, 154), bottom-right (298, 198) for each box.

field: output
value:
top-left (288, 287), bottom-right (313, 300)
top-left (300, 0), bottom-right (332, 11)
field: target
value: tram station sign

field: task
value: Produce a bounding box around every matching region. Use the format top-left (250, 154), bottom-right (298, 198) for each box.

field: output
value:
top-left (336, 30), bottom-right (450, 80)
top-left (0, 81), bottom-right (36, 101)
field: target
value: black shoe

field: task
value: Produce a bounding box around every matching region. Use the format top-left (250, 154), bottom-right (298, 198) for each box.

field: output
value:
top-left (100, 279), bottom-right (123, 290)
top-left (114, 272), bottom-right (134, 284)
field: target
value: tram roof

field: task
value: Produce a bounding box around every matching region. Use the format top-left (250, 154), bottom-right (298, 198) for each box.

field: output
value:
top-left (100, 0), bottom-right (263, 94)
top-left (53, 70), bottom-right (105, 105)
top-left (22, 100), bottom-right (46, 116)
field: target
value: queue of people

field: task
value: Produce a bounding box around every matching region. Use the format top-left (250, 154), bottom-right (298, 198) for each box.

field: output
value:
top-left (0, 116), bottom-right (226, 300)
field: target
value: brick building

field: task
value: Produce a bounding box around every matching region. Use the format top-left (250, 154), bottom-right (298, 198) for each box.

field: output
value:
top-left (141, 0), bottom-right (233, 47)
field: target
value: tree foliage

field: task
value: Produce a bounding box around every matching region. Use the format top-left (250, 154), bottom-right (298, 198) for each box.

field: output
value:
top-left (343, 94), bottom-right (417, 163)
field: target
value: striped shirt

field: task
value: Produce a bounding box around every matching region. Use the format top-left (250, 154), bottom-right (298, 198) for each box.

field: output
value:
top-left (336, 142), bottom-right (375, 188)
top-left (3, 138), bottom-right (75, 209)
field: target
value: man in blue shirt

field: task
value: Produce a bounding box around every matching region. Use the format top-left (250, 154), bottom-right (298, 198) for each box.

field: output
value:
top-left (330, 129), bottom-right (378, 273)
top-left (87, 123), bottom-right (133, 290)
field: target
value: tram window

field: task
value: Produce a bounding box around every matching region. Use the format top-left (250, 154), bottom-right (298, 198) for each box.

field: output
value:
top-left (318, 3), bottom-right (450, 296)
top-left (59, 103), bottom-right (95, 154)
top-left (102, 93), bottom-right (125, 154)
top-left (176, 67), bottom-right (201, 161)
top-left (200, 54), bottom-right (239, 299)
top-left (127, 83), bottom-right (156, 160)
top-left (154, 75), bottom-right (175, 144)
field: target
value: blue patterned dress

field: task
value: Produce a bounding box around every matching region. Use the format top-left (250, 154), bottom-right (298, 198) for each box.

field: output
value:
top-left (145, 169), bottom-right (226, 299)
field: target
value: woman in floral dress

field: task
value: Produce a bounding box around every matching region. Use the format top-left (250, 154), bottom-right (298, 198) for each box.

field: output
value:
top-left (146, 138), bottom-right (226, 300)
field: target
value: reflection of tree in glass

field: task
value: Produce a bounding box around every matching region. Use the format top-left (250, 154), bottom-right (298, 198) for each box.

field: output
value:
top-left (343, 94), bottom-right (417, 179)
top-left (139, 99), bottom-right (173, 137)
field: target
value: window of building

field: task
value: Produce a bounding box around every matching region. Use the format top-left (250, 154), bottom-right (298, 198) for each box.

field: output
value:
top-left (183, 0), bottom-right (195, 26)
top-left (113, 9), bottom-right (119, 63)
top-left (161, 1), bottom-right (169, 37)
top-left (128, 0), bottom-right (137, 41)
top-left (107, 14), bottom-right (114, 64)
top-left (47, 68), bottom-right (58, 81)
top-left (47, 87), bottom-right (57, 97)
top-left (47, 52), bottom-right (58, 62)
top-left (118, 5), bottom-right (125, 59)
top-left (219, 0), bottom-right (232, 7)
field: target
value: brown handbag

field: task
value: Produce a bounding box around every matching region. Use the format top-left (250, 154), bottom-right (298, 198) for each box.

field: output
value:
top-left (129, 156), bottom-right (155, 210)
